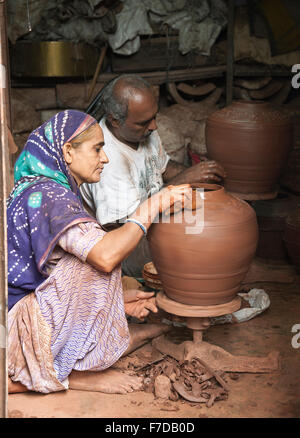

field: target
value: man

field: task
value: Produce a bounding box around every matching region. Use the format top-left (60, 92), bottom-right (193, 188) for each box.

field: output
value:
top-left (80, 74), bottom-right (226, 276)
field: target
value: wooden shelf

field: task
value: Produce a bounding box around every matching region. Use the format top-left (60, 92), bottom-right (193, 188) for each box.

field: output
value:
top-left (10, 65), bottom-right (226, 88)
top-left (234, 64), bottom-right (292, 77)
top-left (95, 65), bottom-right (227, 86)
top-left (11, 63), bottom-right (293, 89)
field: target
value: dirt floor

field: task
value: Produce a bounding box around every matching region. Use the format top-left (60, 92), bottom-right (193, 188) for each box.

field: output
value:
top-left (8, 271), bottom-right (300, 419)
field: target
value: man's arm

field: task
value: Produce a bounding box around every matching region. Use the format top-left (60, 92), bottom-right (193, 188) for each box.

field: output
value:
top-left (162, 160), bottom-right (187, 184)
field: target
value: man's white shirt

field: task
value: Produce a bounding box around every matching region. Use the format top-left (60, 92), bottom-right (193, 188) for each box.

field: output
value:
top-left (80, 118), bottom-right (170, 225)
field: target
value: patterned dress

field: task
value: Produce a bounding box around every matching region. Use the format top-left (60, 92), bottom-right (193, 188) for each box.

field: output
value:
top-left (8, 222), bottom-right (130, 393)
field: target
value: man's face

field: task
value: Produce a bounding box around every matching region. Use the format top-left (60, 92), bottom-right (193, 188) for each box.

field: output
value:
top-left (114, 89), bottom-right (158, 146)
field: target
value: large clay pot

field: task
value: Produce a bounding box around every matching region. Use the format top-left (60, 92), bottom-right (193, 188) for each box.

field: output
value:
top-left (205, 101), bottom-right (293, 196)
top-left (252, 193), bottom-right (296, 264)
top-left (147, 184), bottom-right (258, 306)
top-left (283, 208), bottom-right (300, 273)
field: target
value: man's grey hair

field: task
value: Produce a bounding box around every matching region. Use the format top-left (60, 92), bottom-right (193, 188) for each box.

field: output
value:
top-left (100, 74), bottom-right (152, 124)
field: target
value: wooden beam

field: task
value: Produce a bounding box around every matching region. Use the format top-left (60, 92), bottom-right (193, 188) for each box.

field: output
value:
top-left (234, 64), bottom-right (292, 77)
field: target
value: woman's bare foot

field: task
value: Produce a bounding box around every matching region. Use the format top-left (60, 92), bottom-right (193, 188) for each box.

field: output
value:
top-left (69, 323), bottom-right (170, 394)
top-left (123, 289), bottom-right (158, 320)
top-left (69, 369), bottom-right (143, 394)
top-left (8, 377), bottom-right (29, 394)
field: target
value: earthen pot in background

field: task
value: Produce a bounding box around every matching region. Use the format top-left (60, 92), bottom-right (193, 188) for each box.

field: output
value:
top-left (205, 101), bottom-right (293, 196)
top-left (147, 184), bottom-right (258, 306)
top-left (283, 208), bottom-right (300, 273)
top-left (252, 193), bottom-right (296, 264)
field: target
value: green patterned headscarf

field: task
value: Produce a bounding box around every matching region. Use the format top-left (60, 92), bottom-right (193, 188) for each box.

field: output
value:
top-left (10, 110), bottom-right (97, 202)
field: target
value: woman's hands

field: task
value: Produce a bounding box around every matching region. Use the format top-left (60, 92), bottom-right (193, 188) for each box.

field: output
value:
top-left (86, 185), bottom-right (192, 274)
top-left (123, 289), bottom-right (158, 321)
top-left (158, 184), bottom-right (192, 214)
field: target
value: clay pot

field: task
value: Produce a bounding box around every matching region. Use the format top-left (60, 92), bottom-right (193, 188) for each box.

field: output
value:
top-left (283, 208), bottom-right (300, 273)
top-left (252, 193), bottom-right (296, 263)
top-left (147, 184), bottom-right (258, 306)
top-left (205, 101), bottom-right (293, 196)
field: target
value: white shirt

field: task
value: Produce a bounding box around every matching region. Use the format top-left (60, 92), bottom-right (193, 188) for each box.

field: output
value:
top-left (80, 118), bottom-right (170, 225)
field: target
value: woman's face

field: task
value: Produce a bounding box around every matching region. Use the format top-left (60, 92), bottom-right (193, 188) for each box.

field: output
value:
top-left (63, 124), bottom-right (108, 186)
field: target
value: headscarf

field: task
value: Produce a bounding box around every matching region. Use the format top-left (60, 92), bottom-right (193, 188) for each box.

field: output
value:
top-left (7, 110), bottom-right (98, 311)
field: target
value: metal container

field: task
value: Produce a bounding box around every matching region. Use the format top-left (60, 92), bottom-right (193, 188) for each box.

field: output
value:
top-left (11, 41), bottom-right (101, 77)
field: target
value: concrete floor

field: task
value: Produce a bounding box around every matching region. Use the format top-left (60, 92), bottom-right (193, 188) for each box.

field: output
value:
top-left (8, 275), bottom-right (300, 418)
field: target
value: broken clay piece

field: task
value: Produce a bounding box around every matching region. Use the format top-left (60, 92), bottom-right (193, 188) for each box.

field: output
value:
top-left (154, 375), bottom-right (172, 400)
top-left (139, 355), bottom-right (230, 408)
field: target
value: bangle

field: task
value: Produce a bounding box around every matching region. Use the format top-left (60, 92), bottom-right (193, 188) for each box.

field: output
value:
top-left (125, 218), bottom-right (147, 236)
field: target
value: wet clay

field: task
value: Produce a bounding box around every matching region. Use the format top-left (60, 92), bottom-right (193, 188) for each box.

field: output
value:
top-left (147, 184), bottom-right (258, 306)
top-left (205, 101), bottom-right (293, 196)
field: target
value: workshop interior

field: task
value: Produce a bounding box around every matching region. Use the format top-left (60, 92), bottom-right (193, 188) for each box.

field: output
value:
top-left (0, 0), bottom-right (300, 419)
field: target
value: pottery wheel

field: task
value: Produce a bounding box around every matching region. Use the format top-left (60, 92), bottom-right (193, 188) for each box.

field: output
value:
top-left (156, 291), bottom-right (241, 318)
top-left (154, 291), bottom-right (280, 373)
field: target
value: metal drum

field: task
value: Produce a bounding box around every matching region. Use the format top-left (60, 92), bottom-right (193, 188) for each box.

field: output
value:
top-left (11, 41), bottom-right (101, 77)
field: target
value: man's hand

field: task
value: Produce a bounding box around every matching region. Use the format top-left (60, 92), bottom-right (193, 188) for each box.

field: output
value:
top-left (189, 160), bottom-right (227, 183)
top-left (163, 159), bottom-right (226, 185)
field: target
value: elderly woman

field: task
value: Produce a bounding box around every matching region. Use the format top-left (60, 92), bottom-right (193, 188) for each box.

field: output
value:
top-left (7, 110), bottom-right (190, 395)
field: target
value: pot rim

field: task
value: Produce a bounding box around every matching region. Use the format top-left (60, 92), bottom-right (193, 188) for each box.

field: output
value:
top-left (190, 182), bottom-right (223, 191)
top-left (189, 183), bottom-right (225, 201)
